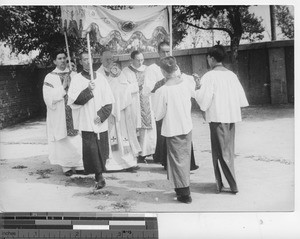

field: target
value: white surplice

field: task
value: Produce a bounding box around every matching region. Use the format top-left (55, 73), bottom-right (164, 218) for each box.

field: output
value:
top-left (97, 66), bottom-right (141, 170)
top-left (195, 69), bottom-right (249, 123)
top-left (67, 71), bottom-right (115, 133)
top-left (43, 68), bottom-right (83, 171)
top-left (122, 64), bottom-right (157, 156)
top-left (153, 74), bottom-right (195, 137)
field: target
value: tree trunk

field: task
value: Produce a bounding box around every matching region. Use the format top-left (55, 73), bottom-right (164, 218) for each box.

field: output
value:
top-left (230, 36), bottom-right (241, 73)
top-left (270, 5), bottom-right (277, 40)
top-left (228, 6), bottom-right (243, 74)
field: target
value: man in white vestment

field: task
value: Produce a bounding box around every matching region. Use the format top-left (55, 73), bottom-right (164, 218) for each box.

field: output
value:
top-left (195, 45), bottom-right (249, 194)
top-left (97, 49), bottom-right (141, 171)
top-left (43, 49), bottom-right (84, 176)
top-left (153, 56), bottom-right (196, 204)
top-left (143, 42), bottom-right (198, 171)
top-left (122, 51), bottom-right (156, 161)
top-left (68, 51), bottom-right (115, 189)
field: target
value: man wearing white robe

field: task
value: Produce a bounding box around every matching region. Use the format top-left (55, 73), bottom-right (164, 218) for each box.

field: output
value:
top-left (195, 45), bottom-right (249, 194)
top-left (43, 50), bottom-right (84, 176)
top-left (143, 42), bottom-right (198, 171)
top-left (122, 51), bottom-right (156, 160)
top-left (68, 51), bottom-right (115, 189)
top-left (153, 56), bottom-right (196, 204)
top-left (97, 49), bottom-right (141, 171)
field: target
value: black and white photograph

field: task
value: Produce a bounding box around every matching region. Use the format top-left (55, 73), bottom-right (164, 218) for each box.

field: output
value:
top-left (0, 0), bottom-right (299, 238)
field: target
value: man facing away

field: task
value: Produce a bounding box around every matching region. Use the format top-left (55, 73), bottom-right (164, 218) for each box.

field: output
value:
top-left (195, 45), bottom-right (249, 194)
top-left (43, 49), bottom-right (84, 176)
top-left (143, 41), bottom-right (198, 170)
top-left (68, 51), bottom-right (115, 189)
top-left (122, 50), bottom-right (157, 162)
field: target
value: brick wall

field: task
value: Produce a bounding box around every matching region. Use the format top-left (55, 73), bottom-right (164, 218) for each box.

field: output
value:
top-left (0, 40), bottom-right (294, 129)
top-left (0, 65), bottom-right (51, 129)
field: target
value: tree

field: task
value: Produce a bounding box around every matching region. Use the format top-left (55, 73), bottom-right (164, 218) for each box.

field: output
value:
top-left (275, 5), bottom-right (294, 39)
top-left (0, 6), bottom-right (63, 65)
top-left (173, 5), bottom-right (265, 72)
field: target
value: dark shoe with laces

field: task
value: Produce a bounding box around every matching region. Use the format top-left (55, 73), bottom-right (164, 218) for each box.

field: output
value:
top-left (64, 170), bottom-right (73, 177)
top-left (177, 195), bottom-right (192, 204)
top-left (138, 156), bottom-right (146, 163)
top-left (126, 166), bottom-right (140, 172)
top-left (217, 186), bottom-right (238, 194)
top-left (95, 180), bottom-right (106, 190)
top-left (190, 165), bottom-right (199, 171)
top-left (75, 170), bottom-right (89, 175)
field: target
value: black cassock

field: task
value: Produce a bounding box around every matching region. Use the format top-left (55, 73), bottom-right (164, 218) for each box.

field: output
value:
top-left (151, 79), bottom-right (198, 170)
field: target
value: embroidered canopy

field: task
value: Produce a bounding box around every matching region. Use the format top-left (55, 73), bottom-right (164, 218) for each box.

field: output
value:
top-left (61, 6), bottom-right (170, 53)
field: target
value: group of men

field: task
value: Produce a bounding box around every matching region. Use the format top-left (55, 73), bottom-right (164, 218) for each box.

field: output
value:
top-left (43, 42), bottom-right (181, 189)
top-left (43, 41), bottom-right (248, 202)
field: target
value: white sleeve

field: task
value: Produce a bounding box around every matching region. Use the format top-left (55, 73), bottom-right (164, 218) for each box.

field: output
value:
top-left (67, 74), bottom-right (84, 106)
top-left (143, 66), bottom-right (159, 96)
top-left (195, 74), bottom-right (214, 111)
top-left (128, 82), bottom-right (139, 94)
top-left (182, 74), bottom-right (196, 98)
top-left (153, 87), bottom-right (167, 121)
top-left (43, 75), bottom-right (65, 110)
top-left (122, 68), bottom-right (139, 94)
top-left (236, 77), bottom-right (249, 107)
top-left (101, 75), bottom-right (115, 106)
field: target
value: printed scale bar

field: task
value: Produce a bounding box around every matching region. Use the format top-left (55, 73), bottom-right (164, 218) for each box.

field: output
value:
top-left (0, 213), bottom-right (158, 238)
top-left (0, 229), bottom-right (159, 238)
top-left (0, 212), bottom-right (156, 219)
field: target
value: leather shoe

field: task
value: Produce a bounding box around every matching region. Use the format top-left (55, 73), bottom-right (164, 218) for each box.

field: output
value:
top-left (75, 170), bottom-right (89, 175)
top-left (190, 165), bottom-right (199, 171)
top-left (95, 180), bottom-right (106, 190)
top-left (218, 186), bottom-right (238, 194)
top-left (64, 170), bottom-right (73, 177)
top-left (177, 195), bottom-right (192, 204)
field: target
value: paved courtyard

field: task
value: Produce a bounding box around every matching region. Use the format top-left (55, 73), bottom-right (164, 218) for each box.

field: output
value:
top-left (0, 105), bottom-right (294, 212)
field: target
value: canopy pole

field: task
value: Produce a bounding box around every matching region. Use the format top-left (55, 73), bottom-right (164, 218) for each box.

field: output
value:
top-left (86, 32), bottom-right (94, 81)
top-left (64, 31), bottom-right (73, 71)
top-left (87, 32), bottom-right (100, 139)
top-left (168, 5), bottom-right (173, 56)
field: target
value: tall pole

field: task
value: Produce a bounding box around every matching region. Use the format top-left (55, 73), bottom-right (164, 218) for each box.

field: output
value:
top-left (86, 32), bottom-right (100, 139)
top-left (86, 33), bottom-right (94, 81)
top-left (270, 5), bottom-right (277, 41)
top-left (168, 5), bottom-right (173, 56)
top-left (64, 31), bottom-right (73, 71)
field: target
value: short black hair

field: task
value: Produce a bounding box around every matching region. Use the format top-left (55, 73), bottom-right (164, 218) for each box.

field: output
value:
top-left (158, 41), bottom-right (170, 52)
top-left (207, 45), bottom-right (227, 62)
top-left (130, 50), bottom-right (143, 59)
top-left (159, 56), bottom-right (178, 74)
top-left (79, 51), bottom-right (90, 59)
top-left (51, 49), bottom-right (67, 60)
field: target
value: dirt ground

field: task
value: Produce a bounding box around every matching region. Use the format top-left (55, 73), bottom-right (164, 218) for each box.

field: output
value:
top-left (0, 105), bottom-right (294, 212)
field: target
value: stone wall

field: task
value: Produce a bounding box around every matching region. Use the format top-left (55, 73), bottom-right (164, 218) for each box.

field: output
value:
top-left (0, 40), bottom-right (294, 129)
top-left (0, 65), bottom-right (52, 129)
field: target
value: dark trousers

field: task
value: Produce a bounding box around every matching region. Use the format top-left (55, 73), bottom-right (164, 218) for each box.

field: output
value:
top-left (153, 120), bottom-right (198, 170)
top-left (81, 131), bottom-right (109, 174)
top-left (175, 187), bottom-right (190, 197)
top-left (153, 120), bottom-right (167, 164)
top-left (209, 122), bottom-right (238, 192)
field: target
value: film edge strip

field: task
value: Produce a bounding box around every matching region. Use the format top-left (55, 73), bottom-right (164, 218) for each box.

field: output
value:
top-left (0, 212), bottom-right (158, 238)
